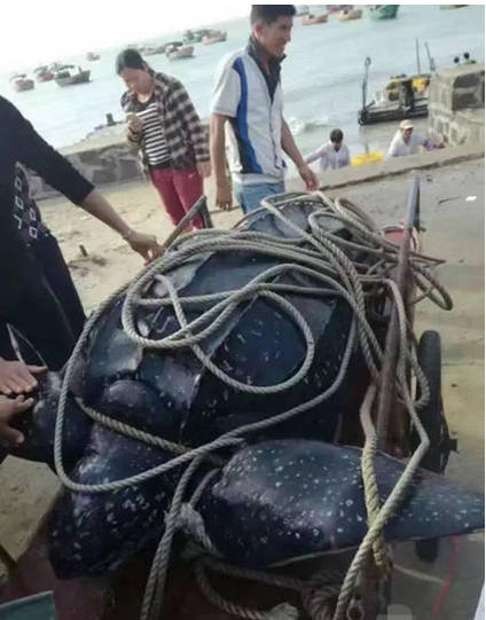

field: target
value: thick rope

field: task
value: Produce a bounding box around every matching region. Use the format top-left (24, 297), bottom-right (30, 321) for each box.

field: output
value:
top-left (332, 279), bottom-right (431, 620)
top-left (51, 191), bottom-right (452, 620)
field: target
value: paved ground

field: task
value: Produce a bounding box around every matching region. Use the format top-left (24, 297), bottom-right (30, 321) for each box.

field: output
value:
top-left (330, 159), bottom-right (484, 619)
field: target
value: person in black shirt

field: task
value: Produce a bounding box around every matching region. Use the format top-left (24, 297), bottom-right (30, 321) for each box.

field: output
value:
top-left (0, 95), bottom-right (161, 372)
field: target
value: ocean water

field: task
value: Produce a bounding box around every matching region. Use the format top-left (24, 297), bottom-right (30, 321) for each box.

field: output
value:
top-left (1, 4), bottom-right (484, 163)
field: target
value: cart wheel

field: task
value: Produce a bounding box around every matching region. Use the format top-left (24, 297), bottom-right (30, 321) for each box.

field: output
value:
top-left (412, 330), bottom-right (454, 562)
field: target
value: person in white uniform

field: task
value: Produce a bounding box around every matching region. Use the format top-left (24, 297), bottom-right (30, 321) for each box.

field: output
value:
top-left (386, 119), bottom-right (439, 158)
top-left (305, 128), bottom-right (351, 172)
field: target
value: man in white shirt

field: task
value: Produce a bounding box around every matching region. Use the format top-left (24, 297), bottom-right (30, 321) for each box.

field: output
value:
top-left (305, 128), bottom-right (351, 172)
top-left (386, 119), bottom-right (435, 158)
top-left (210, 5), bottom-right (318, 214)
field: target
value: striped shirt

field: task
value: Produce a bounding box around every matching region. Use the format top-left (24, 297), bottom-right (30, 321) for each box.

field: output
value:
top-left (121, 70), bottom-right (209, 172)
top-left (136, 97), bottom-right (170, 168)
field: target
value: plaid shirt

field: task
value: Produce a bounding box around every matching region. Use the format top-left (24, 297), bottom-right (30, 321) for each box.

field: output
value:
top-left (121, 71), bottom-right (209, 172)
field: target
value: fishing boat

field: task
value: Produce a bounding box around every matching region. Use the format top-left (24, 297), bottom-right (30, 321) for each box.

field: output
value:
top-left (34, 66), bottom-right (54, 82)
top-left (369, 5), bottom-right (399, 20)
top-left (166, 43), bottom-right (194, 60)
top-left (9, 74), bottom-right (34, 92)
top-left (336, 8), bottom-right (363, 21)
top-left (182, 29), bottom-right (211, 44)
top-left (54, 66), bottom-right (91, 87)
top-left (295, 4), bottom-right (309, 16)
top-left (327, 4), bottom-right (353, 13)
top-left (358, 57), bottom-right (430, 125)
top-left (144, 44), bottom-right (166, 56)
top-left (202, 30), bottom-right (227, 45)
top-left (301, 12), bottom-right (328, 25)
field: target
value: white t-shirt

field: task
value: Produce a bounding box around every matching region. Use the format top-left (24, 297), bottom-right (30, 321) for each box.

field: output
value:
top-left (305, 141), bottom-right (350, 171)
top-left (211, 49), bottom-right (285, 186)
top-left (387, 131), bottom-right (430, 158)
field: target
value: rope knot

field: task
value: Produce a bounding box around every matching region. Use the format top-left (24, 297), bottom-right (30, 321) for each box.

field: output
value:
top-left (179, 502), bottom-right (218, 555)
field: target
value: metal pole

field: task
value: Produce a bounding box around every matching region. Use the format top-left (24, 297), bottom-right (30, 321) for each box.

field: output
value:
top-left (362, 57), bottom-right (371, 109)
top-left (415, 38), bottom-right (422, 74)
top-left (375, 177), bottom-right (420, 450)
top-left (425, 42), bottom-right (436, 73)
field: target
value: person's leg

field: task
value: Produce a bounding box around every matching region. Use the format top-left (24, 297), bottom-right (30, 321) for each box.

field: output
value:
top-left (172, 169), bottom-right (205, 229)
top-left (149, 168), bottom-right (186, 226)
top-left (237, 182), bottom-right (286, 214)
top-left (233, 182), bottom-right (248, 215)
top-left (32, 234), bottom-right (86, 341)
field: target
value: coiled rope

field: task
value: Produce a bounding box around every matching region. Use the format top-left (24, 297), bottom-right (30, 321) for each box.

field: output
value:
top-left (53, 191), bottom-right (452, 619)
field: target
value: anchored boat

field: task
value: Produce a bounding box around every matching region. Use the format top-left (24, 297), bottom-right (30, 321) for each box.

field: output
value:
top-left (336, 7), bottom-right (363, 21)
top-left (302, 12), bottom-right (328, 25)
top-left (358, 56), bottom-right (431, 125)
top-left (54, 66), bottom-right (91, 87)
top-left (10, 74), bottom-right (34, 92)
top-left (369, 5), bottom-right (399, 20)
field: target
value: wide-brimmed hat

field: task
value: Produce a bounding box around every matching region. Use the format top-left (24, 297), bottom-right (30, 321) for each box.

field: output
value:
top-left (400, 119), bottom-right (414, 130)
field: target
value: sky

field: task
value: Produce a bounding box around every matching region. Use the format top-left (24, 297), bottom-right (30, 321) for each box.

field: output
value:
top-left (0, 0), bottom-right (250, 71)
top-left (2, 1), bottom-right (484, 72)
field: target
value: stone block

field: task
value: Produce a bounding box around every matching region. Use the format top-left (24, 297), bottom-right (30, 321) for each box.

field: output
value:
top-left (452, 91), bottom-right (483, 110)
top-left (119, 158), bottom-right (142, 181)
top-left (454, 73), bottom-right (482, 89)
top-left (92, 168), bottom-right (117, 185)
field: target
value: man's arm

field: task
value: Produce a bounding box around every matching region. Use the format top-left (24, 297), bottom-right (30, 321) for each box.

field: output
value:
top-left (210, 55), bottom-right (241, 209)
top-left (304, 145), bottom-right (327, 166)
top-left (0, 357), bottom-right (46, 395)
top-left (281, 120), bottom-right (318, 190)
top-left (0, 395), bottom-right (33, 446)
top-left (79, 190), bottom-right (160, 263)
top-left (210, 114), bottom-right (232, 210)
top-left (386, 135), bottom-right (400, 159)
top-left (8, 99), bottom-right (160, 262)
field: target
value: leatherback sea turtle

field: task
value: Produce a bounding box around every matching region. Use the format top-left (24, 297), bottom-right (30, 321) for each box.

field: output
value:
top-left (8, 193), bottom-right (484, 579)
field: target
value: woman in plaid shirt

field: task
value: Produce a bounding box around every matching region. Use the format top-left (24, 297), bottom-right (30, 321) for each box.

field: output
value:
top-left (116, 49), bottom-right (211, 229)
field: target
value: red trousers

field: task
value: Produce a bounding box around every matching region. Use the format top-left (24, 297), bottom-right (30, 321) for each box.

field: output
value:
top-left (149, 167), bottom-right (204, 229)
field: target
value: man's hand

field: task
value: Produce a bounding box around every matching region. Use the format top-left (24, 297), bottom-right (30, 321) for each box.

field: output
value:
top-left (123, 229), bottom-right (162, 264)
top-left (215, 179), bottom-right (233, 211)
top-left (197, 161), bottom-right (211, 179)
top-left (298, 164), bottom-right (319, 191)
top-left (0, 359), bottom-right (46, 395)
top-left (0, 395), bottom-right (34, 447)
